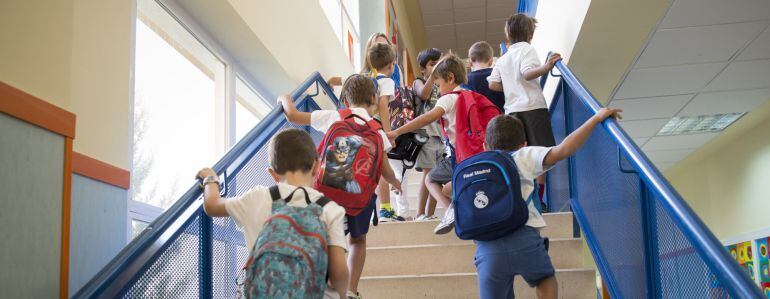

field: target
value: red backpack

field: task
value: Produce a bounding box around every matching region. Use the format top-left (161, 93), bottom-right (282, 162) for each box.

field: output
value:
top-left (441, 90), bottom-right (502, 164)
top-left (315, 109), bottom-right (384, 216)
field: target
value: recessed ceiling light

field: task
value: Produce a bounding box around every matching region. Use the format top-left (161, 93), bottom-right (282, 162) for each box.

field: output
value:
top-left (656, 113), bottom-right (745, 136)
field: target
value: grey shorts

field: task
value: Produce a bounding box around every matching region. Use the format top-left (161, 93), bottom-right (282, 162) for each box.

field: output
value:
top-left (416, 136), bottom-right (444, 170)
top-left (427, 155), bottom-right (453, 184)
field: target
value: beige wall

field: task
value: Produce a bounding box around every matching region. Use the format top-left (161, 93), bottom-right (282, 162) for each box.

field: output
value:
top-left (666, 100), bottom-right (770, 239)
top-left (0, 0), bottom-right (74, 108)
top-left (0, 0), bottom-right (133, 169)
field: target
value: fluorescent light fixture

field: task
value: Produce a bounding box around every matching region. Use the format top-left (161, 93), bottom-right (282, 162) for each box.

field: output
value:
top-left (656, 113), bottom-right (745, 136)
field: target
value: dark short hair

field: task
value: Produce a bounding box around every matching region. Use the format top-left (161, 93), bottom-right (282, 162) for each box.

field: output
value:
top-left (368, 43), bottom-right (395, 70)
top-left (505, 13), bottom-right (537, 44)
top-left (433, 53), bottom-right (467, 85)
top-left (417, 48), bottom-right (442, 69)
top-left (485, 115), bottom-right (526, 151)
top-left (469, 41), bottom-right (494, 63)
top-left (341, 74), bottom-right (377, 107)
top-left (269, 129), bottom-right (318, 174)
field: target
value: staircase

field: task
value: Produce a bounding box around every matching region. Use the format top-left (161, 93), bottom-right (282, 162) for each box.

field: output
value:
top-left (358, 172), bottom-right (597, 298)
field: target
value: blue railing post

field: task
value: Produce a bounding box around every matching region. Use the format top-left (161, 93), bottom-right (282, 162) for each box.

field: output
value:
top-left (640, 180), bottom-right (662, 298)
top-left (199, 212), bottom-right (213, 299)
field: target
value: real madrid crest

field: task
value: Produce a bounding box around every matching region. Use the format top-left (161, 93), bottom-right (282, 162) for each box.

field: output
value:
top-left (474, 191), bottom-right (489, 209)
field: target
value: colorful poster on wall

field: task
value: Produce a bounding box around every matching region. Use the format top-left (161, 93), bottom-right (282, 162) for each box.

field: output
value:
top-left (725, 231), bottom-right (770, 293)
top-left (757, 237), bottom-right (769, 283)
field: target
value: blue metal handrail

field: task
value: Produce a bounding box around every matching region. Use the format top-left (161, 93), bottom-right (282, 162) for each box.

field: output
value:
top-left (75, 72), bottom-right (338, 298)
top-left (553, 61), bottom-right (762, 298)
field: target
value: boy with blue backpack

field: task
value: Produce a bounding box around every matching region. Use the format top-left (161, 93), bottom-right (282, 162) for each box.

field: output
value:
top-left (197, 128), bottom-right (349, 298)
top-left (454, 109), bottom-right (621, 299)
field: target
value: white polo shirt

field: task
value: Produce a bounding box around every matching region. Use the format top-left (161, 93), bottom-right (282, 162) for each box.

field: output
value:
top-left (487, 42), bottom-right (548, 114)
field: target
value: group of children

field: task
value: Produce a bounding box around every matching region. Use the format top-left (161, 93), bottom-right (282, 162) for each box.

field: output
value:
top-left (196, 13), bottom-right (621, 299)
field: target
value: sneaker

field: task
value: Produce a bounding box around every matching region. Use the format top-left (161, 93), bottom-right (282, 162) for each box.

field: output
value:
top-left (379, 208), bottom-right (405, 222)
top-left (347, 291), bottom-right (362, 299)
top-left (414, 214), bottom-right (427, 221)
top-left (433, 206), bottom-right (455, 234)
top-left (415, 214), bottom-right (438, 221)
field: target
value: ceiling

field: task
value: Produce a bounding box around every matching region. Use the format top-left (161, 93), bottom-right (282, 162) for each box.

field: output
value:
top-left (418, 0), bottom-right (519, 58)
top-left (609, 0), bottom-right (770, 171)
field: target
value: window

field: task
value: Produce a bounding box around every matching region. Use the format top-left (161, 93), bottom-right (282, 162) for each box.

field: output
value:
top-left (320, 0), bottom-right (361, 70)
top-left (234, 76), bottom-right (271, 143)
top-left (132, 0), bottom-right (224, 211)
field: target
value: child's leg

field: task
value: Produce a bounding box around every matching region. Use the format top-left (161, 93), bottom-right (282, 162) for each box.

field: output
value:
top-left (427, 195), bottom-right (437, 216)
top-left (475, 253), bottom-right (515, 299)
top-left (347, 234), bottom-right (367, 293)
top-left (425, 175), bottom-right (450, 207)
top-left (535, 276), bottom-right (558, 299)
top-left (416, 169), bottom-right (431, 216)
top-left (377, 179), bottom-right (391, 206)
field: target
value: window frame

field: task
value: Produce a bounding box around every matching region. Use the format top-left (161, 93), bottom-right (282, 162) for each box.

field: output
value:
top-left (128, 0), bottom-right (272, 244)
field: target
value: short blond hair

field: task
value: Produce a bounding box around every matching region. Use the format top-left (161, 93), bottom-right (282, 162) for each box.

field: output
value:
top-left (433, 53), bottom-right (467, 85)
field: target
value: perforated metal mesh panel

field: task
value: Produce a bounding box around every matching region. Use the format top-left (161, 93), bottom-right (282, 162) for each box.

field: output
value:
top-left (123, 214), bottom-right (202, 298)
top-left (118, 97), bottom-right (325, 298)
top-left (545, 84), bottom-right (571, 212)
top-left (557, 80), bottom-right (742, 298)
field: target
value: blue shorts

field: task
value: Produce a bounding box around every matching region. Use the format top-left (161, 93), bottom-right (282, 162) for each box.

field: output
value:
top-left (474, 226), bottom-right (555, 299)
top-left (345, 195), bottom-right (376, 239)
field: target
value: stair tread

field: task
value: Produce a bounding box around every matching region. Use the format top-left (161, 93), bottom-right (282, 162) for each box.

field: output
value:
top-left (367, 237), bottom-right (582, 250)
top-left (362, 268), bottom-right (594, 280)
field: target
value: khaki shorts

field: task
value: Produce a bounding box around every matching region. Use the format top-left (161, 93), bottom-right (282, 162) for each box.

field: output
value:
top-left (416, 136), bottom-right (444, 170)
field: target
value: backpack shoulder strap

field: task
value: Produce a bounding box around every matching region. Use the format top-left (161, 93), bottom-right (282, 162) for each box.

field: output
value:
top-left (339, 108), bottom-right (353, 119)
top-left (315, 196), bottom-right (331, 207)
top-left (269, 185), bottom-right (281, 201)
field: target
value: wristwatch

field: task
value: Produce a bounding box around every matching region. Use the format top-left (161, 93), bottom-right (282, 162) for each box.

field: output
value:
top-left (201, 175), bottom-right (220, 188)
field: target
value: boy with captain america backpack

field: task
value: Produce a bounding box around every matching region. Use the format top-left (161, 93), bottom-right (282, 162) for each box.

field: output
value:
top-left (458, 109), bottom-right (621, 299)
top-left (387, 53), bottom-right (502, 235)
top-left (280, 74), bottom-right (401, 299)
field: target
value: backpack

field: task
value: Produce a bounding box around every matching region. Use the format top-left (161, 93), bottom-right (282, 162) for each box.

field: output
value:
top-left (441, 90), bottom-right (502, 165)
top-left (241, 186), bottom-right (331, 298)
top-left (412, 77), bottom-right (440, 117)
top-left (375, 75), bottom-right (417, 130)
top-left (315, 109), bottom-right (384, 216)
top-left (452, 151), bottom-right (535, 241)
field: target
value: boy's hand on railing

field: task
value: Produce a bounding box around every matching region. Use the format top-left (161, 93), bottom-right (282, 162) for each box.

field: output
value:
top-left (196, 168), bottom-right (216, 179)
top-left (546, 53), bottom-right (562, 69)
top-left (593, 107), bottom-right (623, 122)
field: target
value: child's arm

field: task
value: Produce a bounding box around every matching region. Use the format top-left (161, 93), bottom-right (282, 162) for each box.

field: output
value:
top-left (522, 53), bottom-right (562, 81)
top-left (381, 158), bottom-right (402, 192)
top-left (197, 168), bottom-right (229, 217)
top-left (489, 81), bottom-right (503, 92)
top-left (386, 107), bottom-right (445, 140)
top-left (416, 73), bottom-right (436, 100)
top-left (378, 95), bottom-right (391, 132)
top-left (327, 246), bottom-right (349, 298)
top-left (278, 94), bottom-right (311, 125)
top-left (543, 107), bottom-right (622, 166)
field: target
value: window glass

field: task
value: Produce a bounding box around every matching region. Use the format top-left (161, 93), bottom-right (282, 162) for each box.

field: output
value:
top-left (234, 77), bottom-right (271, 144)
top-left (132, 0), bottom-right (225, 209)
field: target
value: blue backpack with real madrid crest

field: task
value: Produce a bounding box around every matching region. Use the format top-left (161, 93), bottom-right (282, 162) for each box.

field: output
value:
top-left (452, 150), bottom-right (536, 241)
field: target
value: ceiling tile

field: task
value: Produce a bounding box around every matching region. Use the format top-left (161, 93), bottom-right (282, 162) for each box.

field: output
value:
top-left (487, 18), bottom-right (507, 34)
top-left (633, 137), bottom-right (650, 146)
top-left (738, 26), bottom-right (770, 61)
top-left (422, 9), bottom-right (454, 26)
top-left (618, 119), bottom-right (670, 138)
top-left (636, 22), bottom-right (767, 68)
top-left (455, 6), bottom-right (485, 23)
top-left (419, 0), bottom-right (452, 12)
top-left (704, 59), bottom-right (770, 91)
top-left (645, 149), bottom-right (696, 163)
top-left (614, 63), bottom-right (726, 99)
top-left (678, 88), bottom-right (770, 116)
top-left (486, 33), bottom-right (506, 47)
top-left (487, 0), bottom-right (517, 7)
top-left (642, 133), bottom-right (719, 151)
top-left (659, 0), bottom-right (770, 29)
top-left (456, 21), bottom-right (484, 45)
top-left (453, 0), bottom-right (484, 9)
top-left (487, 4), bottom-right (516, 20)
top-left (609, 94), bottom-right (693, 120)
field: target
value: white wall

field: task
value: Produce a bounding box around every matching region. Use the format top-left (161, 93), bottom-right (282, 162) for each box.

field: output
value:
top-left (530, 0), bottom-right (592, 105)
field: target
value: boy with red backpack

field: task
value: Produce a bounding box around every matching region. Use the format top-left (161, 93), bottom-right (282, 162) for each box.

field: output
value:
top-left (280, 74), bottom-right (401, 299)
top-left (387, 53), bottom-right (501, 235)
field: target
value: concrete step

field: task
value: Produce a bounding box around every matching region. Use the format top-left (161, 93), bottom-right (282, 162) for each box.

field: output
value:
top-left (368, 212), bottom-right (576, 247)
top-left (359, 269), bottom-right (596, 299)
top-left (363, 238), bottom-right (584, 276)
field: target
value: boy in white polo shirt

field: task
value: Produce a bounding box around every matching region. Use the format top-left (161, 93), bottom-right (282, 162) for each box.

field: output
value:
top-left (488, 13), bottom-right (562, 208)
